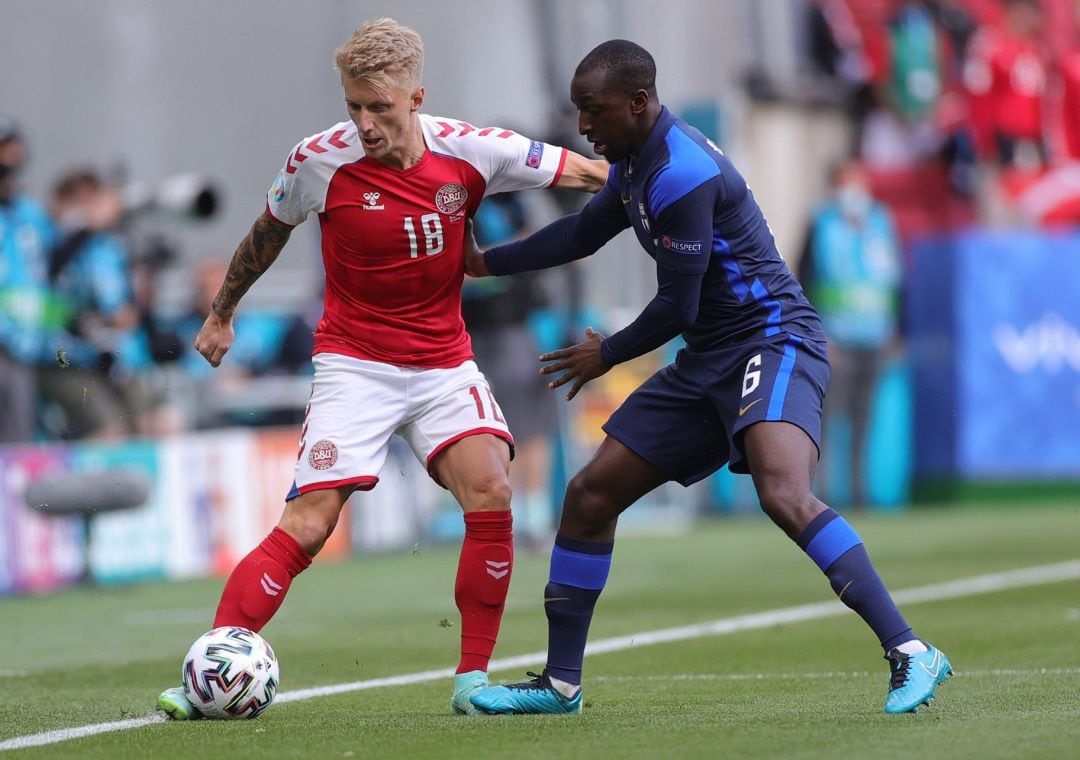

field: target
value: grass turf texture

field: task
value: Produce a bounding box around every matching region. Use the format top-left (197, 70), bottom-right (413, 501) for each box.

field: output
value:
top-left (1, 503), bottom-right (1078, 759)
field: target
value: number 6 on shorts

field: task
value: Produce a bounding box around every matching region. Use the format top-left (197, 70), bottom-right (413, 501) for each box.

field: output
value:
top-left (742, 354), bottom-right (762, 397)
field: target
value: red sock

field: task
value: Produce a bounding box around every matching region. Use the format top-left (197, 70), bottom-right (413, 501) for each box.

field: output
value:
top-left (455, 510), bottom-right (514, 674)
top-left (213, 527), bottom-right (312, 631)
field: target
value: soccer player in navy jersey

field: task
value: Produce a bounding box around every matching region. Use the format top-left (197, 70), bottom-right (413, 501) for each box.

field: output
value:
top-left (466, 39), bottom-right (951, 716)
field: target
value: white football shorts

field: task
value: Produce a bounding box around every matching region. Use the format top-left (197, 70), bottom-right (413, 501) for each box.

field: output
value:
top-left (291, 353), bottom-right (513, 497)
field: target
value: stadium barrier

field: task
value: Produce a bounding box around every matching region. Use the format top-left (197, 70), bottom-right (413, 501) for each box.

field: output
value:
top-left (0, 429), bottom-right (352, 596)
top-left (908, 228), bottom-right (1080, 496)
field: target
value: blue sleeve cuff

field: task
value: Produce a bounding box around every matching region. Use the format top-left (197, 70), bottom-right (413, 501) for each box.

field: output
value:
top-left (600, 339), bottom-right (617, 367)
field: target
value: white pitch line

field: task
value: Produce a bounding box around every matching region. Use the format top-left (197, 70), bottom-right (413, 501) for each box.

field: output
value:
top-left (2, 558), bottom-right (1078, 752)
top-left (0, 716), bottom-right (168, 751)
top-left (578, 559), bottom-right (1080, 658)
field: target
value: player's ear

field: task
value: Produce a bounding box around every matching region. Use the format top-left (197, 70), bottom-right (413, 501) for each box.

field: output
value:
top-left (629, 88), bottom-right (650, 116)
top-left (411, 86), bottom-right (425, 112)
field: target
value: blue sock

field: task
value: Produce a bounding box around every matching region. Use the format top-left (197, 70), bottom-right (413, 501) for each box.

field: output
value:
top-left (544, 534), bottom-right (614, 685)
top-left (797, 509), bottom-right (914, 652)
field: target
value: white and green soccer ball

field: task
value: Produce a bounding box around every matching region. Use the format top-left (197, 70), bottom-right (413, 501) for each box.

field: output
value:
top-left (182, 626), bottom-right (279, 719)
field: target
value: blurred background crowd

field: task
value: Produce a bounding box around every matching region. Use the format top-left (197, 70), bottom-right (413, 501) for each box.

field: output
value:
top-left (0, 122), bottom-right (316, 444)
top-left (798, 0), bottom-right (1080, 229)
top-left (2, 0), bottom-right (1079, 528)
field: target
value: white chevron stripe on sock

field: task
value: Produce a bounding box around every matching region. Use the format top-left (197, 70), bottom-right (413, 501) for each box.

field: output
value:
top-left (260, 573), bottom-right (283, 596)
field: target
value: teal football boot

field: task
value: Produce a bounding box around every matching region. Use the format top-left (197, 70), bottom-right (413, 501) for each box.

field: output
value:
top-left (156, 686), bottom-right (203, 720)
top-left (470, 670), bottom-right (582, 715)
top-left (884, 642), bottom-right (953, 714)
top-left (451, 670), bottom-right (489, 716)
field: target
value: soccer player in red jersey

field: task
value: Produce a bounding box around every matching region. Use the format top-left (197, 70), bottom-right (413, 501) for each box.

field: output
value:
top-left (157, 17), bottom-right (607, 719)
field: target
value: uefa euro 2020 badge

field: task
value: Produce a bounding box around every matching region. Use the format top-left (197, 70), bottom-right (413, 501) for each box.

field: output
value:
top-left (272, 171), bottom-right (287, 203)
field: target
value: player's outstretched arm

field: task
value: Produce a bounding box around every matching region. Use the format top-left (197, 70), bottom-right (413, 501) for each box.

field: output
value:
top-left (483, 181), bottom-right (629, 277)
top-left (552, 151), bottom-right (609, 193)
top-left (193, 211), bottom-right (292, 367)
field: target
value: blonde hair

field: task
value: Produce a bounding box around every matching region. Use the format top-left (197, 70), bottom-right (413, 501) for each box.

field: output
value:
top-left (334, 18), bottom-right (424, 92)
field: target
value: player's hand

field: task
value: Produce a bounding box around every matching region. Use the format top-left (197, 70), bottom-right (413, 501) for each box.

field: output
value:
top-left (539, 327), bottom-right (610, 401)
top-left (463, 219), bottom-right (491, 277)
top-left (193, 311), bottom-right (235, 367)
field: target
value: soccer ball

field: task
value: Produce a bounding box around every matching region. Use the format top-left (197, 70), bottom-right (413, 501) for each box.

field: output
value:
top-left (181, 626), bottom-right (279, 719)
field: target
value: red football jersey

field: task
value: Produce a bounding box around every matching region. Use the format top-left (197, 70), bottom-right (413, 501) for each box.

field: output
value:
top-left (266, 116), bottom-right (567, 368)
top-left (963, 27), bottom-right (1048, 154)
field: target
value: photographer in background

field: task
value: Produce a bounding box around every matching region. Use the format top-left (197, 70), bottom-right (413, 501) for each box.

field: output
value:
top-left (38, 168), bottom-right (145, 440)
top-left (0, 117), bottom-right (52, 443)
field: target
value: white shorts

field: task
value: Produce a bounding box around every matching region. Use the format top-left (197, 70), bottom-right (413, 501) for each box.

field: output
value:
top-left (289, 353), bottom-right (513, 497)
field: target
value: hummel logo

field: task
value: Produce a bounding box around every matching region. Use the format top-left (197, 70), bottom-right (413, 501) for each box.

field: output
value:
top-left (362, 191), bottom-right (384, 211)
top-left (486, 560), bottom-right (509, 580)
top-left (919, 649), bottom-right (943, 680)
top-left (738, 399), bottom-right (762, 417)
top-left (260, 572), bottom-right (283, 597)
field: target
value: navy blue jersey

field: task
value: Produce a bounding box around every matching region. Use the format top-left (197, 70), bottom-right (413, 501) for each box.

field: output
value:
top-left (486, 106), bottom-right (824, 365)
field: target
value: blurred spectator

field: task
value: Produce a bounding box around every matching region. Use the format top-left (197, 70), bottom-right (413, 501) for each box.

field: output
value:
top-left (928, 0), bottom-right (979, 68)
top-left (861, 0), bottom-right (951, 168)
top-left (38, 168), bottom-right (145, 440)
top-left (963, 0), bottom-right (1049, 169)
top-left (462, 194), bottom-right (557, 543)
top-left (173, 257), bottom-right (314, 428)
top-left (806, 0), bottom-right (875, 150)
top-left (0, 117), bottom-right (52, 443)
top-left (799, 160), bottom-right (903, 509)
top-left (1002, 0), bottom-right (1080, 226)
top-left (110, 239), bottom-right (191, 435)
top-left (274, 286), bottom-right (319, 377)
top-left (886, 0), bottom-right (945, 122)
top-left (926, 1), bottom-right (981, 195)
top-left (1057, 2), bottom-right (1080, 162)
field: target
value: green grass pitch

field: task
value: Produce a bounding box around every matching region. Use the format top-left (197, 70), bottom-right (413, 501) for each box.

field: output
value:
top-left (1, 503), bottom-right (1078, 759)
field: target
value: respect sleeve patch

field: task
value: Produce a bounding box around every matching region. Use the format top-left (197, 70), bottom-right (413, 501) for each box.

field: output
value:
top-left (660, 235), bottom-right (704, 254)
top-left (525, 140), bottom-right (544, 168)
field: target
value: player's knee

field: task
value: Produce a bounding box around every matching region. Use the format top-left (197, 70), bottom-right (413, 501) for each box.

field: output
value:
top-left (461, 471), bottom-right (513, 512)
top-left (281, 514), bottom-right (337, 556)
top-left (279, 496), bottom-right (341, 555)
top-left (564, 471), bottom-right (616, 534)
top-left (755, 478), bottom-right (815, 524)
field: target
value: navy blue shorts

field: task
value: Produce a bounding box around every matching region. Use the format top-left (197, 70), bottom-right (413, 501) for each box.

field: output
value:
top-left (602, 334), bottom-right (829, 485)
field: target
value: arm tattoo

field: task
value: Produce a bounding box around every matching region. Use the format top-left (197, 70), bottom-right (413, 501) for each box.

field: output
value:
top-left (212, 214), bottom-right (292, 319)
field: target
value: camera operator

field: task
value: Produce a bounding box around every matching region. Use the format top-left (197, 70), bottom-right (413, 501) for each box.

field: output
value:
top-left (0, 117), bottom-right (52, 443)
top-left (38, 167), bottom-right (144, 440)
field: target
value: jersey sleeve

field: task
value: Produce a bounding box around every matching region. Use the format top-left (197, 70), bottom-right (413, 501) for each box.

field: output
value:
top-left (649, 178), bottom-right (717, 276)
top-left (265, 140), bottom-right (317, 227)
top-left (421, 116), bottom-right (570, 196)
top-left (477, 130), bottom-right (567, 196)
